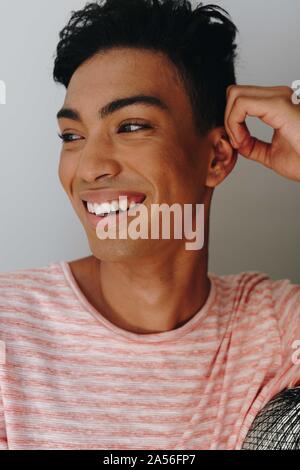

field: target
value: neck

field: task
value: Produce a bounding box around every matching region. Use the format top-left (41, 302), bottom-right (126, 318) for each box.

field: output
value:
top-left (94, 243), bottom-right (211, 335)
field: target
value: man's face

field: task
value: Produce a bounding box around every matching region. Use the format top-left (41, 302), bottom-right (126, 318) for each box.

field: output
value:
top-left (58, 48), bottom-right (212, 261)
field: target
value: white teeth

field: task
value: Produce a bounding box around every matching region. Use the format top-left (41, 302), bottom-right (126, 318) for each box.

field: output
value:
top-left (96, 202), bottom-right (111, 216)
top-left (86, 199), bottom-right (126, 216)
top-left (110, 200), bottom-right (119, 212)
top-left (94, 205), bottom-right (102, 216)
top-left (87, 202), bottom-right (94, 213)
top-left (86, 197), bottom-right (143, 216)
top-left (119, 199), bottom-right (129, 212)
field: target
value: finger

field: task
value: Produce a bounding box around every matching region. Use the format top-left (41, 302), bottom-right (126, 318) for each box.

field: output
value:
top-left (227, 96), bottom-right (269, 146)
top-left (225, 85), bottom-right (292, 146)
top-left (234, 127), bottom-right (272, 168)
top-left (226, 97), bottom-right (275, 165)
top-left (226, 85), bottom-right (292, 102)
top-left (226, 95), bottom-right (290, 148)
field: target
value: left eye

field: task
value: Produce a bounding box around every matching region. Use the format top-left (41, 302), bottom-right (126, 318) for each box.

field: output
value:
top-left (58, 123), bottom-right (152, 143)
top-left (58, 133), bottom-right (83, 143)
top-left (118, 123), bottom-right (152, 133)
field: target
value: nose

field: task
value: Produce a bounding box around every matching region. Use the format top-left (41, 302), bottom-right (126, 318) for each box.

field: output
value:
top-left (76, 135), bottom-right (122, 183)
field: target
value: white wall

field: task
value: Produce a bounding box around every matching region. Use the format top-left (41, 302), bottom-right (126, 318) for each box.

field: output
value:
top-left (0, 0), bottom-right (299, 281)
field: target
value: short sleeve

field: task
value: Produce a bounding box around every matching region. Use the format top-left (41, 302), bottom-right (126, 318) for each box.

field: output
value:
top-left (0, 341), bottom-right (8, 449)
top-left (271, 278), bottom-right (300, 388)
top-left (0, 388), bottom-right (7, 449)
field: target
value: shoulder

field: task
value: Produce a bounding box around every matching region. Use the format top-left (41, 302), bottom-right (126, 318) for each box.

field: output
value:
top-left (212, 270), bottom-right (300, 309)
top-left (209, 270), bottom-right (291, 338)
top-left (0, 262), bottom-right (68, 368)
top-left (211, 270), bottom-right (300, 338)
top-left (0, 262), bottom-right (63, 288)
top-left (210, 270), bottom-right (273, 308)
top-left (0, 262), bottom-right (66, 315)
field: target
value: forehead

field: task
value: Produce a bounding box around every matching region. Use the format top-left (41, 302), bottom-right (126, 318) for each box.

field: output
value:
top-left (65, 48), bottom-right (191, 115)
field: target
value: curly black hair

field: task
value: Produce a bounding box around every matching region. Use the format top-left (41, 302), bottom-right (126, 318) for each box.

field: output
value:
top-left (53, 0), bottom-right (238, 135)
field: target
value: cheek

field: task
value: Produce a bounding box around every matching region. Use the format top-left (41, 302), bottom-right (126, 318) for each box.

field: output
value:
top-left (58, 154), bottom-right (77, 192)
top-left (157, 161), bottom-right (205, 204)
top-left (135, 149), bottom-right (193, 201)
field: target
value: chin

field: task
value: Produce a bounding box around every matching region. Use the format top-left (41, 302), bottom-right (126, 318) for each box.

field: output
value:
top-left (87, 238), bottom-right (158, 263)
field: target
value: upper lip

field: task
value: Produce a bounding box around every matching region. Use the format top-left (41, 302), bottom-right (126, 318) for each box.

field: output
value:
top-left (79, 189), bottom-right (147, 205)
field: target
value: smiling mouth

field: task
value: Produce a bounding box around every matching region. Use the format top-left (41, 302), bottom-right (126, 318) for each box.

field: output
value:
top-left (82, 197), bottom-right (146, 219)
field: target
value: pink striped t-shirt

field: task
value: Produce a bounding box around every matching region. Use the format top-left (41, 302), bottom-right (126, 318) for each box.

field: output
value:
top-left (0, 261), bottom-right (300, 450)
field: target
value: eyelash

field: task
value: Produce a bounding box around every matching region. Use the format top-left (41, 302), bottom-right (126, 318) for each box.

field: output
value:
top-left (58, 122), bottom-right (152, 143)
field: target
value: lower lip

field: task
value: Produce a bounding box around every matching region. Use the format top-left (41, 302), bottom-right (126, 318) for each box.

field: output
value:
top-left (83, 200), bottom-right (146, 229)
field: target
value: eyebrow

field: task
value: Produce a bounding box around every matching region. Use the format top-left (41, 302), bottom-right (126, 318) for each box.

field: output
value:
top-left (56, 94), bottom-right (170, 121)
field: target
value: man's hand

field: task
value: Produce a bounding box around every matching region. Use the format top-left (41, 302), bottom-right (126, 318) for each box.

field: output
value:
top-left (225, 85), bottom-right (300, 182)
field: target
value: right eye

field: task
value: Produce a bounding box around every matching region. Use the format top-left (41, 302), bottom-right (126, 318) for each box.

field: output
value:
top-left (58, 133), bottom-right (83, 143)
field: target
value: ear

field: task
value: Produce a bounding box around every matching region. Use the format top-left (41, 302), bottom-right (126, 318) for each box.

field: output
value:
top-left (205, 127), bottom-right (238, 188)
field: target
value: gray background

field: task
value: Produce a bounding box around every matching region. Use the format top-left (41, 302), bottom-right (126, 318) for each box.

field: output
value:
top-left (0, 0), bottom-right (299, 281)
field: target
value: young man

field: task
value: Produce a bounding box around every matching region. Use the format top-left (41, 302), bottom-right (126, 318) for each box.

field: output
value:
top-left (0, 0), bottom-right (300, 450)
